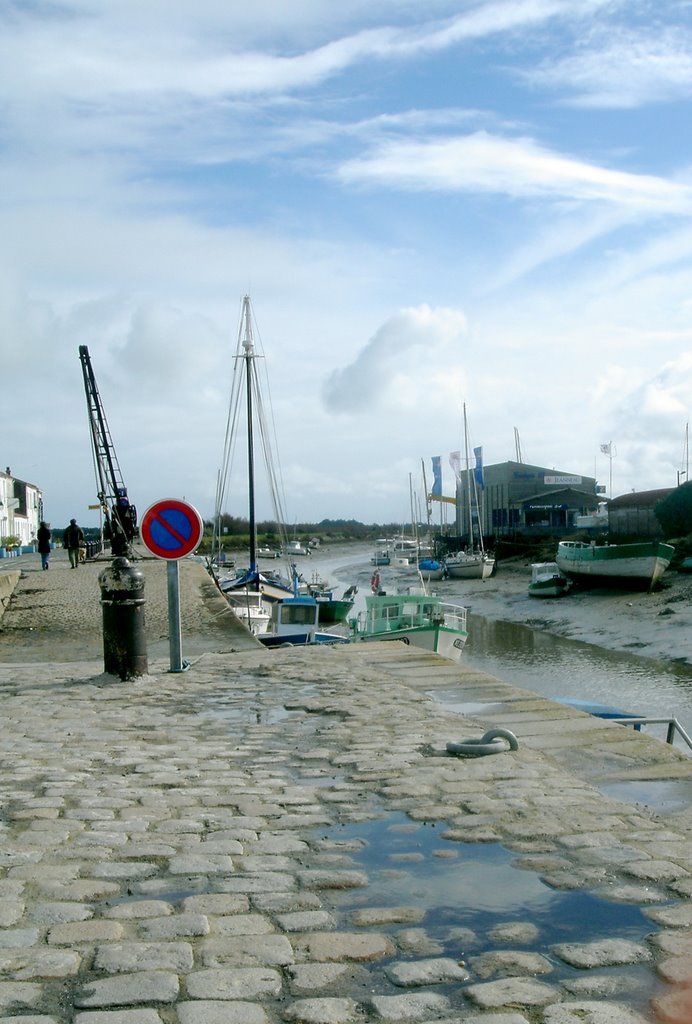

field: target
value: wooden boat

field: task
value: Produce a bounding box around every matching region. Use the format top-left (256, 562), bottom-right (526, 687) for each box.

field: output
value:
top-left (528, 562), bottom-right (572, 598)
top-left (556, 539), bottom-right (675, 591)
top-left (349, 587), bottom-right (468, 663)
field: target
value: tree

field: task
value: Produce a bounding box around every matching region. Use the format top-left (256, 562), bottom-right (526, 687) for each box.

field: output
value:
top-left (655, 482), bottom-right (692, 538)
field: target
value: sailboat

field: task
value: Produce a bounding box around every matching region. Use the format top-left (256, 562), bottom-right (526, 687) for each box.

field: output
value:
top-left (213, 296), bottom-right (294, 615)
top-left (446, 403), bottom-right (496, 580)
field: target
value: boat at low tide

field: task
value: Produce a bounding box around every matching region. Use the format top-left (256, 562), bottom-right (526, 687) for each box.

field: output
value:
top-left (528, 561), bottom-right (572, 599)
top-left (258, 592), bottom-right (348, 648)
top-left (556, 539), bottom-right (675, 591)
top-left (349, 587), bottom-right (468, 663)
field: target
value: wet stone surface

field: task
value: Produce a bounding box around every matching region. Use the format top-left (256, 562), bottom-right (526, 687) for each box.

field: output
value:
top-left (0, 556), bottom-right (691, 1021)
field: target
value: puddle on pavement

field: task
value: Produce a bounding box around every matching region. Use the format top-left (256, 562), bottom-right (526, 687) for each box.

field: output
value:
top-left (426, 692), bottom-right (504, 716)
top-left (199, 704), bottom-right (299, 725)
top-left (600, 778), bottom-right (692, 812)
top-left (316, 811), bottom-right (665, 1012)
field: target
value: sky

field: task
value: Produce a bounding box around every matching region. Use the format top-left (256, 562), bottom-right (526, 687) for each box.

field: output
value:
top-left (4, 0), bottom-right (692, 531)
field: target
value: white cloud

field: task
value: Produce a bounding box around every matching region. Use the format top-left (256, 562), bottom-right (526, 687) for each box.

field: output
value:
top-left (323, 305), bottom-right (468, 413)
top-left (338, 131), bottom-right (692, 213)
top-left (528, 29), bottom-right (692, 108)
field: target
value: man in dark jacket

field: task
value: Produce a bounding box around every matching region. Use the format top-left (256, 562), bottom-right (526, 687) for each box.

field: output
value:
top-left (63, 519), bottom-right (84, 568)
top-left (37, 521), bottom-right (51, 571)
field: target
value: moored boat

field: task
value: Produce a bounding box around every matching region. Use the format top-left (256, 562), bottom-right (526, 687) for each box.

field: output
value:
top-left (258, 591), bottom-right (348, 647)
top-left (349, 587), bottom-right (468, 663)
top-left (528, 562), bottom-right (572, 598)
top-left (556, 539), bottom-right (675, 591)
top-left (446, 550), bottom-right (495, 580)
top-left (418, 557), bottom-right (446, 581)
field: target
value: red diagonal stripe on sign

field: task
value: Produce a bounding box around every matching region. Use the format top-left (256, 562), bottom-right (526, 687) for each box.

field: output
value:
top-left (152, 510), bottom-right (188, 544)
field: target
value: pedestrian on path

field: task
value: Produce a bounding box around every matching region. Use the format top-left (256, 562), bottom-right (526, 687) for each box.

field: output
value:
top-left (37, 521), bottom-right (51, 570)
top-left (63, 519), bottom-right (84, 568)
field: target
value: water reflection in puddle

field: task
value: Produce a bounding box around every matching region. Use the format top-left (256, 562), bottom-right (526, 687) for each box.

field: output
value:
top-left (319, 811), bottom-right (663, 1012)
top-left (200, 704), bottom-right (299, 725)
top-left (600, 778), bottom-right (692, 813)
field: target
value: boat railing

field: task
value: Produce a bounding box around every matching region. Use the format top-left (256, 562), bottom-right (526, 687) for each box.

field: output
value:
top-left (611, 716), bottom-right (692, 752)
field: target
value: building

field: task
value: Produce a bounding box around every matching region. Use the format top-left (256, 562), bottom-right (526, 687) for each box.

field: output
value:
top-left (454, 460), bottom-right (601, 542)
top-left (0, 467), bottom-right (43, 548)
top-left (607, 488), bottom-right (673, 540)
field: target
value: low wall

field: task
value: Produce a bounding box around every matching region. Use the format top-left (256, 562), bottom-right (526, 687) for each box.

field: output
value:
top-left (0, 570), bottom-right (20, 621)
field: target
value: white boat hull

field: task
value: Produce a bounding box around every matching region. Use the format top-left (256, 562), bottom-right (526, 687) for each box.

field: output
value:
top-left (446, 555), bottom-right (495, 580)
top-left (356, 626), bottom-right (467, 663)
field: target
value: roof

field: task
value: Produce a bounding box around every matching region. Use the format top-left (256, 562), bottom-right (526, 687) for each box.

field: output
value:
top-left (608, 488), bottom-right (674, 509)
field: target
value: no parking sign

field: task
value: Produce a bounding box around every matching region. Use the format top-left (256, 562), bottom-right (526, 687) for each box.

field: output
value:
top-left (140, 499), bottom-right (203, 560)
top-left (140, 499), bottom-right (204, 672)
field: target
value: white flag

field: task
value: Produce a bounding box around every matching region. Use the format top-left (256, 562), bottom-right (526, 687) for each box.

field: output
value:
top-left (600, 443), bottom-right (611, 455)
top-left (449, 451), bottom-right (461, 482)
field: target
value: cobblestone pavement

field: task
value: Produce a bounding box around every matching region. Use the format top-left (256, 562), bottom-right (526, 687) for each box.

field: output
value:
top-left (1, 555), bottom-right (692, 1023)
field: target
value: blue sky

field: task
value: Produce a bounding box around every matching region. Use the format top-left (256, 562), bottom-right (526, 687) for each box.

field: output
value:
top-left (3, 0), bottom-right (692, 530)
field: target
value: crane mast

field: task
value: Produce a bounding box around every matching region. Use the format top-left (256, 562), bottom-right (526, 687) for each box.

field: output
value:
top-left (78, 346), bottom-right (137, 557)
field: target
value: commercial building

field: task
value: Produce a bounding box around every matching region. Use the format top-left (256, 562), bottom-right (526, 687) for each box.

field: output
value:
top-left (454, 460), bottom-right (601, 542)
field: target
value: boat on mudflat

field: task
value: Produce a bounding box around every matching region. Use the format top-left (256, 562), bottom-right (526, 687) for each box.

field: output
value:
top-left (349, 587), bottom-right (468, 663)
top-left (528, 562), bottom-right (572, 599)
top-left (556, 539), bottom-right (675, 591)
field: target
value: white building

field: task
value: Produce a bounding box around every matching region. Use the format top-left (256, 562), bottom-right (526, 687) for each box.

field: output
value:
top-left (0, 467), bottom-right (43, 548)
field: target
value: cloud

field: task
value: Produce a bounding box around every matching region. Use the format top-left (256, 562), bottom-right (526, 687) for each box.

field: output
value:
top-left (338, 131), bottom-right (692, 213)
top-left (528, 28), bottom-right (692, 109)
top-left (323, 304), bottom-right (468, 414)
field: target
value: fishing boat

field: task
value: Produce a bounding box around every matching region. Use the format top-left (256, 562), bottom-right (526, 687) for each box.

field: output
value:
top-left (446, 403), bottom-right (496, 580)
top-left (211, 296), bottom-right (294, 617)
top-left (349, 587), bottom-right (468, 663)
top-left (556, 539), bottom-right (675, 591)
top-left (371, 546), bottom-right (391, 566)
top-left (258, 593), bottom-right (348, 647)
top-left (528, 562), bottom-right (572, 598)
top-left (298, 573), bottom-right (357, 624)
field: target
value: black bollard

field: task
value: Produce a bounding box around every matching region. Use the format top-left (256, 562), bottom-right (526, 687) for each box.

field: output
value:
top-left (98, 557), bottom-right (148, 680)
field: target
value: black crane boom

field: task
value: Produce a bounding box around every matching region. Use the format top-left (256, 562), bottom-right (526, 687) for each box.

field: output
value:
top-left (78, 345), bottom-right (137, 556)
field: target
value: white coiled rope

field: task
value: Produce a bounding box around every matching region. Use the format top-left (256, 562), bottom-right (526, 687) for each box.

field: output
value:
top-left (446, 727), bottom-right (519, 757)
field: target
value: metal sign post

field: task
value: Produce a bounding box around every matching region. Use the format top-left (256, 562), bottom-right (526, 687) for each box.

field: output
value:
top-left (139, 498), bottom-right (204, 674)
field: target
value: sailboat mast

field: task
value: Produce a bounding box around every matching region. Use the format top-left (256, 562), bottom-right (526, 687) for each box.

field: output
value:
top-left (463, 403), bottom-right (472, 545)
top-left (241, 296), bottom-right (257, 576)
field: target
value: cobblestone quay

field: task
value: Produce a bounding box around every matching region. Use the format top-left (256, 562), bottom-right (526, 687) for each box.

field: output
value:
top-left (1, 549), bottom-right (692, 1023)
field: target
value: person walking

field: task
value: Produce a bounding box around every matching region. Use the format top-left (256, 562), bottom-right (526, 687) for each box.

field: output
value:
top-left (63, 519), bottom-right (84, 568)
top-left (37, 521), bottom-right (51, 571)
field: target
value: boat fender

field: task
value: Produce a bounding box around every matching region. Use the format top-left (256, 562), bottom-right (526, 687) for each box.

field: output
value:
top-left (446, 728), bottom-right (519, 757)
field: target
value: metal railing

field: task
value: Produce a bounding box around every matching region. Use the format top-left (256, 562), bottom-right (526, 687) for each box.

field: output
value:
top-left (611, 716), bottom-right (692, 752)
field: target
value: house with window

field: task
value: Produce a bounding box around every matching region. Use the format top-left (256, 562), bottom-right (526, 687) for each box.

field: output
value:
top-left (0, 467), bottom-right (43, 550)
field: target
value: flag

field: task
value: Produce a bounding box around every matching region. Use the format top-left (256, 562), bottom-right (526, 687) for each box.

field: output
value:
top-left (431, 456), bottom-right (442, 497)
top-left (600, 443), bottom-right (611, 455)
top-left (473, 446), bottom-right (484, 489)
top-left (449, 451), bottom-right (461, 482)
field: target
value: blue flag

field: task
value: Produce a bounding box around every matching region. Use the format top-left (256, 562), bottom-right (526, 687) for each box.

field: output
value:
top-left (431, 456), bottom-right (442, 497)
top-left (473, 446), bottom-right (484, 489)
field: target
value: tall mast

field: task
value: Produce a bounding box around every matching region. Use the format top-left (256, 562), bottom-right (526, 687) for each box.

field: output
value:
top-left (463, 403), bottom-right (473, 545)
top-left (240, 296), bottom-right (257, 576)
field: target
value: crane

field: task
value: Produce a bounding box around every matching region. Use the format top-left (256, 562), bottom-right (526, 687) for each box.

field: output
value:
top-left (78, 346), bottom-right (137, 557)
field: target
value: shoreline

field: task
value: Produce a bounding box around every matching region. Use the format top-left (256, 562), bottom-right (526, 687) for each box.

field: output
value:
top-left (444, 557), bottom-right (692, 667)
